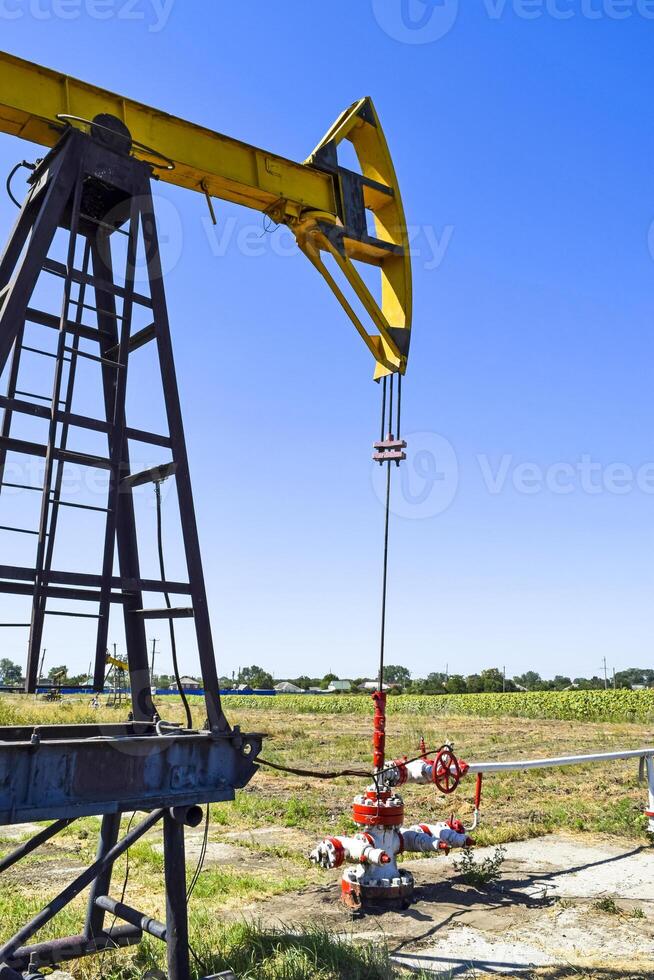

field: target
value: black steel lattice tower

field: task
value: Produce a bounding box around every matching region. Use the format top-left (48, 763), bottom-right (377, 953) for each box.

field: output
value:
top-left (0, 118), bottom-right (225, 730)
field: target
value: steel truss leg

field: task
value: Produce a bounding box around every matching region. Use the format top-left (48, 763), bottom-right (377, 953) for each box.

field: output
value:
top-left (84, 811), bottom-right (122, 939)
top-left (163, 811), bottom-right (191, 980)
top-left (140, 180), bottom-right (226, 733)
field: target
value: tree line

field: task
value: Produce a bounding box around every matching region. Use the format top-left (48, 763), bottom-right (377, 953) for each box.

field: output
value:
top-left (233, 664), bottom-right (654, 694)
top-left (1, 659), bottom-right (651, 694)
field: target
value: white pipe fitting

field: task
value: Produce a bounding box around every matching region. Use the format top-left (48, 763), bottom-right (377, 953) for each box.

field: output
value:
top-left (405, 759), bottom-right (433, 783)
top-left (401, 822), bottom-right (471, 852)
top-left (646, 756), bottom-right (654, 834)
top-left (310, 833), bottom-right (391, 870)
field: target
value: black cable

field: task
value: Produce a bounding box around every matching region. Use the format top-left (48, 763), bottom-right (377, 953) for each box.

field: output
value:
top-left (189, 941), bottom-right (209, 975)
top-left (154, 480), bottom-right (193, 729)
top-left (5, 160), bottom-right (35, 208)
top-left (186, 804), bottom-right (209, 901)
top-left (257, 757), bottom-right (370, 779)
top-left (380, 376), bottom-right (387, 442)
top-left (257, 746), bottom-right (451, 784)
top-left (396, 373), bottom-right (402, 440)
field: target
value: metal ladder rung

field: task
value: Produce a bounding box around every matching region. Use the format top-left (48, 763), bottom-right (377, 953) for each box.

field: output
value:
top-left (68, 297), bottom-right (123, 320)
top-left (122, 462), bottom-right (177, 488)
top-left (21, 345), bottom-right (65, 361)
top-left (55, 447), bottom-right (113, 471)
top-left (44, 610), bottom-right (102, 619)
top-left (0, 524), bottom-right (44, 536)
top-left (14, 389), bottom-right (65, 405)
top-left (49, 497), bottom-right (110, 514)
top-left (0, 482), bottom-right (43, 492)
top-left (0, 623), bottom-right (30, 627)
top-left (63, 345), bottom-right (123, 368)
top-left (131, 607), bottom-right (194, 620)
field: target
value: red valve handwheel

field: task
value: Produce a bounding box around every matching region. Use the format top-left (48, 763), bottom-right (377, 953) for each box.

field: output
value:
top-left (432, 746), bottom-right (461, 795)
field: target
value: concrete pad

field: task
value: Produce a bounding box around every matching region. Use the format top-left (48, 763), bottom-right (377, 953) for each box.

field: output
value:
top-left (478, 835), bottom-right (654, 902)
top-left (393, 928), bottom-right (555, 974)
top-left (390, 835), bottom-right (654, 975)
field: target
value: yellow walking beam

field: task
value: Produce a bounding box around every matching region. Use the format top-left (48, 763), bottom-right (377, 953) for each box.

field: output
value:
top-left (0, 51), bottom-right (411, 376)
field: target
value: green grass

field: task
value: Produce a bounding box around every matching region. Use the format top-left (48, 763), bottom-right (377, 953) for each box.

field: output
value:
top-left (223, 689), bottom-right (654, 723)
top-left (74, 922), bottom-right (421, 980)
top-left (190, 866), bottom-right (309, 902)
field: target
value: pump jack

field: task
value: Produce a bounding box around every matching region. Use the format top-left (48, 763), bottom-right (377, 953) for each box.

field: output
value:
top-left (0, 51), bottom-right (412, 979)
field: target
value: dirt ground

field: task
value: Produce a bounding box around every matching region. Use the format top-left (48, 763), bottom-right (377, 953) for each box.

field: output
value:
top-left (229, 832), bottom-right (654, 977)
top-left (0, 701), bottom-right (653, 978)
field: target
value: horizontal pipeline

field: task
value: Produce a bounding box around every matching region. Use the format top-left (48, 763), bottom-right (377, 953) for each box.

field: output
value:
top-left (467, 747), bottom-right (653, 774)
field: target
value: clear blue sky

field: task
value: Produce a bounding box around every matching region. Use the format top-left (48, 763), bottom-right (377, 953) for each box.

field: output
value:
top-left (0, 1), bottom-right (653, 683)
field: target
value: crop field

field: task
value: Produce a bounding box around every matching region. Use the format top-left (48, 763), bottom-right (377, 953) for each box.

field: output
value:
top-left (0, 692), bottom-right (652, 979)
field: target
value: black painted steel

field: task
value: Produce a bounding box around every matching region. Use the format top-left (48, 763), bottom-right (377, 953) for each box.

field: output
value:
top-left (0, 125), bottom-right (227, 727)
top-left (0, 809), bottom-right (163, 966)
top-left (84, 811), bottom-right (121, 940)
top-left (164, 811), bottom-right (191, 980)
top-left (6, 925), bottom-right (142, 973)
top-left (94, 895), bottom-right (167, 941)
top-left (0, 121), bottom-right (263, 980)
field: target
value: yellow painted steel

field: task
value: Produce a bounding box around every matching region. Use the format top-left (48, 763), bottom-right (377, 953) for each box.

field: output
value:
top-left (106, 653), bottom-right (129, 672)
top-left (0, 50), bottom-right (411, 376)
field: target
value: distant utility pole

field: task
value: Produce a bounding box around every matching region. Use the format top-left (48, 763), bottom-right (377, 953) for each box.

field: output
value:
top-left (150, 638), bottom-right (158, 687)
top-left (612, 668), bottom-right (616, 690)
top-left (37, 648), bottom-right (46, 684)
top-left (445, 663), bottom-right (449, 681)
top-left (602, 657), bottom-right (608, 690)
top-left (502, 666), bottom-right (506, 693)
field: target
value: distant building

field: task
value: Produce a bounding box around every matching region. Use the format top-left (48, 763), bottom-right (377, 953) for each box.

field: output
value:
top-left (170, 676), bottom-right (202, 691)
top-left (359, 680), bottom-right (391, 691)
top-left (236, 683), bottom-right (253, 693)
top-left (275, 681), bottom-right (304, 694)
top-left (327, 680), bottom-right (351, 692)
